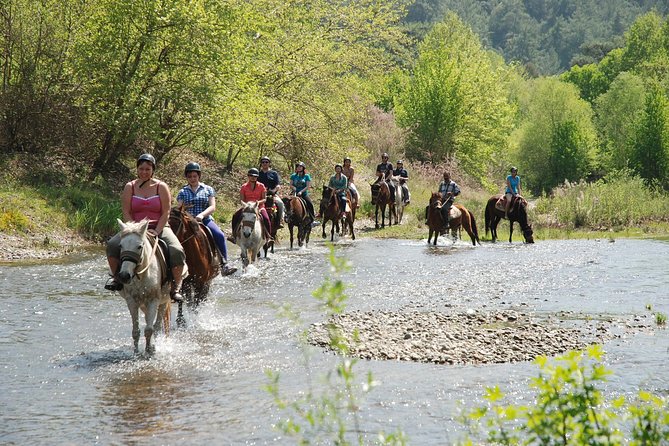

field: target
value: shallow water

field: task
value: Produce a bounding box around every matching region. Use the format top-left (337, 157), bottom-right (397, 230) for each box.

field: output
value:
top-left (1, 236), bottom-right (667, 444)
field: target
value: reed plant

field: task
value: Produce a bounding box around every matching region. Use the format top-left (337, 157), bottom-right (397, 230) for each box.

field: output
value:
top-left (533, 170), bottom-right (669, 230)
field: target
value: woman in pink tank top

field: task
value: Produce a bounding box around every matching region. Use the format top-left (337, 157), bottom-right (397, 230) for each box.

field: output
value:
top-left (105, 153), bottom-right (186, 302)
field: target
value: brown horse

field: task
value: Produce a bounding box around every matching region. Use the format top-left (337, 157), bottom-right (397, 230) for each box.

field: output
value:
top-left (371, 179), bottom-right (393, 229)
top-left (450, 204), bottom-right (481, 246)
top-left (321, 186), bottom-right (355, 241)
top-left (168, 204), bottom-right (220, 323)
top-left (426, 193), bottom-right (480, 246)
top-left (484, 194), bottom-right (534, 243)
top-left (282, 195), bottom-right (313, 249)
top-left (263, 191), bottom-right (281, 256)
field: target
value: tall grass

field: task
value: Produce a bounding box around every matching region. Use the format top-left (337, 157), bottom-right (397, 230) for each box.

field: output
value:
top-left (534, 170), bottom-right (669, 230)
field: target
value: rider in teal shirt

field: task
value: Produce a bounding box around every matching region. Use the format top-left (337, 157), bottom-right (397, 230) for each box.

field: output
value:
top-left (328, 164), bottom-right (348, 217)
top-left (505, 166), bottom-right (522, 218)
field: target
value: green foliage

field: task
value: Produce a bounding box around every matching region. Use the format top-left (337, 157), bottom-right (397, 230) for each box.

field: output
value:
top-left (631, 84), bottom-right (669, 189)
top-left (461, 345), bottom-right (669, 445)
top-left (395, 13), bottom-right (514, 182)
top-left (533, 169), bottom-right (669, 229)
top-left (265, 245), bottom-right (406, 445)
top-left (594, 72), bottom-right (646, 173)
top-left (515, 77), bottom-right (598, 194)
top-left (561, 64), bottom-right (610, 103)
top-left (655, 313), bottom-right (667, 326)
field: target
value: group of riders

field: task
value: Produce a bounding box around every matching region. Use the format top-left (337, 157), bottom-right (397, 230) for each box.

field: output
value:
top-left (104, 151), bottom-right (522, 302)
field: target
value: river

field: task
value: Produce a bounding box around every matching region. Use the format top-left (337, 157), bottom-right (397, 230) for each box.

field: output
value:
top-left (1, 236), bottom-right (667, 444)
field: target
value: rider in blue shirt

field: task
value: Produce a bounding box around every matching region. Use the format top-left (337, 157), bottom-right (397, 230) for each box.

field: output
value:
top-left (258, 156), bottom-right (285, 227)
top-left (176, 162), bottom-right (237, 276)
top-left (505, 167), bottom-right (522, 218)
top-left (289, 161), bottom-right (315, 221)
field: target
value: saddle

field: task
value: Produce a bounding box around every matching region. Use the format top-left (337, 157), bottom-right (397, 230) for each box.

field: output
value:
top-left (199, 223), bottom-right (220, 264)
top-left (496, 195), bottom-right (526, 212)
top-left (149, 233), bottom-right (171, 284)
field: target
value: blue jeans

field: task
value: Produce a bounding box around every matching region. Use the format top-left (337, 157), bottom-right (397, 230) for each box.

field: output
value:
top-left (205, 219), bottom-right (228, 262)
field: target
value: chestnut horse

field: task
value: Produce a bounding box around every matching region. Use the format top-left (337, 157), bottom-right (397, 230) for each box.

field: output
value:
top-left (321, 186), bottom-right (355, 241)
top-left (263, 191), bottom-right (281, 256)
top-left (169, 205), bottom-right (220, 323)
top-left (484, 194), bottom-right (534, 243)
top-left (371, 179), bottom-right (393, 229)
top-left (282, 195), bottom-right (313, 249)
top-left (426, 193), bottom-right (480, 246)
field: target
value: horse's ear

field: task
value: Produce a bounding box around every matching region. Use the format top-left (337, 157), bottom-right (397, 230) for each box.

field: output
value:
top-left (117, 218), bottom-right (126, 230)
top-left (241, 201), bottom-right (248, 207)
top-left (139, 219), bottom-right (150, 234)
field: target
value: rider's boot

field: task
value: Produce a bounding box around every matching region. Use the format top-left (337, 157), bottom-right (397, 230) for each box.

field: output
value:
top-left (170, 265), bottom-right (184, 303)
top-left (104, 256), bottom-right (123, 291)
top-left (220, 261), bottom-right (237, 276)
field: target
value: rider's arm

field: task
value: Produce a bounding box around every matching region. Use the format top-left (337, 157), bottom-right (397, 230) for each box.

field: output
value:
top-left (198, 195), bottom-right (216, 221)
top-left (506, 177), bottom-right (512, 195)
top-left (120, 182), bottom-right (133, 222)
top-left (153, 181), bottom-right (172, 236)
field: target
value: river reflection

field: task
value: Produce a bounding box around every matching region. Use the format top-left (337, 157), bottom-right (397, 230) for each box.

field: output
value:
top-left (0, 237), bottom-right (667, 444)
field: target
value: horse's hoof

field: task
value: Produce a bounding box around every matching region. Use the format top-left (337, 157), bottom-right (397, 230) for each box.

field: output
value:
top-left (176, 315), bottom-right (187, 329)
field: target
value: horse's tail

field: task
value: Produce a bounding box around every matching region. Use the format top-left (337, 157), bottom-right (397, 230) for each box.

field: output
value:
top-left (484, 201), bottom-right (491, 237)
top-left (469, 209), bottom-right (481, 245)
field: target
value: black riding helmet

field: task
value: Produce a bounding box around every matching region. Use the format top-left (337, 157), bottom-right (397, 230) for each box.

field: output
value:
top-left (137, 153), bottom-right (156, 169)
top-left (184, 162), bottom-right (201, 176)
top-left (397, 160), bottom-right (404, 165)
top-left (510, 166), bottom-right (518, 173)
top-left (248, 168), bottom-right (260, 177)
top-left (295, 161), bottom-right (306, 169)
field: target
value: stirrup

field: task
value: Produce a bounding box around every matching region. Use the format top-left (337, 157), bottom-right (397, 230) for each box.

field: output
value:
top-left (170, 289), bottom-right (183, 303)
top-left (104, 277), bottom-right (123, 291)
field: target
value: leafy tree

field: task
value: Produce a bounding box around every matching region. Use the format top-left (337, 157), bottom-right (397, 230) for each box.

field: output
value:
top-left (515, 77), bottom-right (597, 193)
top-left (594, 72), bottom-right (646, 173)
top-left (72, 0), bottom-right (243, 176)
top-left (630, 84), bottom-right (669, 188)
top-left (396, 13), bottom-right (514, 181)
top-left (561, 63), bottom-right (609, 103)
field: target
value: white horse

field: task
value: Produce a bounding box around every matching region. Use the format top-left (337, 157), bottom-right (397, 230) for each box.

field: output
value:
top-left (236, 202), bottom-right (267, 269)
top-left (116, 219), bottom-right (171, 356)
top-left (389, 176), bottom-right (405, 224)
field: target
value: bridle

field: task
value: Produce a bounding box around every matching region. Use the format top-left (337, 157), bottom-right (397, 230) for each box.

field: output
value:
top-left (120, 233), bottom-right (159, 277)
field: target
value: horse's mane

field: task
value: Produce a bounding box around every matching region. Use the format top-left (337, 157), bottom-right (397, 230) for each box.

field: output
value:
top-left (120, 219), bottom-right (149, 236)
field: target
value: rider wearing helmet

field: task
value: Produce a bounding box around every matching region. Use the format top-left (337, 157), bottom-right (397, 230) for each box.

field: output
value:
top-left (393, 160), bottom-right (410, 205)
top-left (290, 161), bottom-right (315, 221)
top-left (105, 153), bottom-right (186, 302)
top-left (257, 156), bottom-right (285, 228)
top-left (176, 162), bottom-right (237, 276)
top-left (342, 157), bottom-right (360, 208)
top-left (504, 166), bottom-right (522, 219)
top-left (375, 153), bottom-right (397, 203)
top-left (328, 163), bottom-right (349, 218)
top-left (229, 167), bottom-right (272, 243)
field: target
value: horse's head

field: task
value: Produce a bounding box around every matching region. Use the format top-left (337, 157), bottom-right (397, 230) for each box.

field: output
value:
top-left (117, 218), bottom-right (150, 284)
top-left (265, 191), bottom-right (276, 211)
top-left (240, 201), bottom-right (260, 238)
top-left (169, 204), bottom-right (199, 240)
top-left (429, 192), bottom-right (442, 208)
top-left (513, 200), bottom-right (534, 243)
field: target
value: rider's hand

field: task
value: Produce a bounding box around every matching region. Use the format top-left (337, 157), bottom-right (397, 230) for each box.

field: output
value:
top-left (148, 228), bottom-right (158, 237)
top-left (196, 215), bottom-right (203, 222)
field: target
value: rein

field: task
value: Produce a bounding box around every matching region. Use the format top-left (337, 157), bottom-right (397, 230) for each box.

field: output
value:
top-left (120, 233), bottom-right (159, 277)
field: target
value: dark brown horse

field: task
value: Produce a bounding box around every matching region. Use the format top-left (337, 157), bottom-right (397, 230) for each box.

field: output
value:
top-left (282, 195), bottom-right (313, 249)
top-left (263, 191), bottom-right (281, 256)
top-left (371, 179), bottom-right (393, 229)
top-left (426, 194), bottom-right (480, 246)
top-left (321, 186), bottom-right (355, 241)
top-left (484, 194), bottom-right (534, 243)
top-left (168, 204), bottom-right (220, 323)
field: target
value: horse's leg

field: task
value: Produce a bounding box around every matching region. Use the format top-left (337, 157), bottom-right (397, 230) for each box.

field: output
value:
top-left (375, 205), bottom-right (380, 229)
top-left (322, 217), bottom-right (327, 238)
top-left (176, 301), bottom-right (186, 328)
top-left (143, 299), bottom-right (159, 356)
top-left (289, 225), bottom-right (294, 249)
top-left (330, 219), bottom-right (335, 241)
top-left (490, 216), bottom-right (498, 243)
top-left (126, 298), bottom-right (141, 354)
top-left (349, 217), bottom-right (355, 240)
top-left (509, 221), bottom-right (514, 243)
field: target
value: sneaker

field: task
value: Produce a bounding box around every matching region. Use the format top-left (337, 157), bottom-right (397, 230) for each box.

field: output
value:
top-left (104, 277), bottom-right (123, 291)
top-left (221, 265), bottom-right (237, 276)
